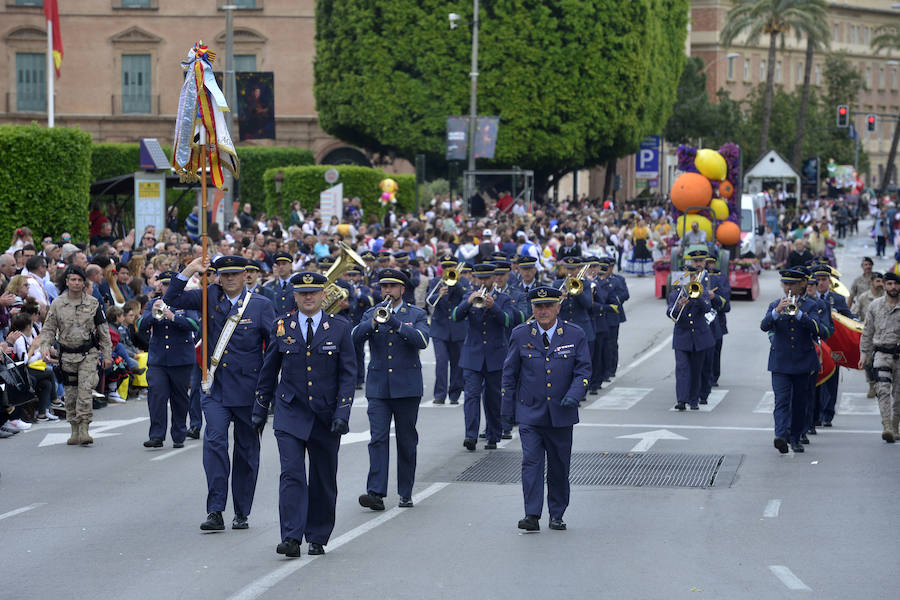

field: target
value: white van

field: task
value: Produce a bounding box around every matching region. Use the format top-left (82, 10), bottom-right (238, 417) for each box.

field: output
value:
top-left (739, 193), bottom-right (765, 257)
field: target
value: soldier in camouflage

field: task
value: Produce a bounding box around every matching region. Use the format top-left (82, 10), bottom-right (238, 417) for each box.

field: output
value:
top-left (38, 265), bottom-right (112, 445)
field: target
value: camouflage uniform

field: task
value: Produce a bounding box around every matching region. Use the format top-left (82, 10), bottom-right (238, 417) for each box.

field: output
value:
top-left (860, 296), bottom-right (900, 442)
top-left (39, 292), bottom-right (112, 443)
top-left (851, 289), bottom-right (883, 319)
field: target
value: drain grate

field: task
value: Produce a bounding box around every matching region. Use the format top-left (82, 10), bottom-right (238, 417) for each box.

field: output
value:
top-left (456, 451), bottom-right (730, 489)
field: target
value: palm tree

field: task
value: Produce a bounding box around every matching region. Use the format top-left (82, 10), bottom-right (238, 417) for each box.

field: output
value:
top-left (872, 24), bottom-right (900, 194)
top-left (790, 24), bottom-right (830, 169)
top-left (720, 0), bottom-right (828, 159)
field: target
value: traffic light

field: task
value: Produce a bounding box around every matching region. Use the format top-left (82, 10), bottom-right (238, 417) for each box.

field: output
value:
top-left (867, 114), bottom-right (877, 132)
top-left (837, 105), bottom-right (849, 127)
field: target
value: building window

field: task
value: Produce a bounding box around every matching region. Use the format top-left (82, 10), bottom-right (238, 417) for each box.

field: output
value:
top-left (761, 59), bottom-right (767, 81)
top-left (815, 63), bottom-right (822, 85)
top-left (865, 26), bottom-right (872, 45)
top-left (833, 23), bottom-right (839, 43)
top-left (122, 53), bottom-right (151, 114)
top-left (727, 55), bottom-right (735, 80)
top-left (13, 0), bottom-right (43, 5)
top-left (796, 62), bottom-right (804, 84)
top-left (866, 66), bottom-right (872, 88)
top-left (234, 54), bottom-right (257, 72)
top-left (775, 60), bottom-right (782, 83)
top-left (218, 0), bottom-right (259, 7)
top-left (880, 68), bottom-right (886, 89)
top-left (16, 52), bottom-right (45, 112)
top-left (744, 58), bottom-right (751, 81)
top-left (891, 70), bottom-right (897, 90)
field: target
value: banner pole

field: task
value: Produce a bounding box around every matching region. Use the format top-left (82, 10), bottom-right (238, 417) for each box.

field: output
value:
top-left (200, 128), bottom-right (209, 384)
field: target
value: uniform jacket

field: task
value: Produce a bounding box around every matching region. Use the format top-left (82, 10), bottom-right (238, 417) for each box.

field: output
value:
top-left (497, 285), bottom-right (527, 330)
top-left (666, 288), bottom-right (715, 352)
top-left (263, 277), bottom-right (298, 316)
top-left (822, 290), bottom-right (855, 320)
top-left (452, 291), bottom-right (515, 371)
top-left (590, 279), bottom-right (611, 336)
top-left (512, 279), bottom-right (540, 320)
top-left (352, 301), bottom-right (429, 398)
top-left (254, 311), bottom-right (356, 440)
top-left (137, 302), bottom-right (200, 367)
top-left (348, 284), bottom-right (375, 326)
top-left (552, 279), bottom-right (595, 342)
top-left (500, 320), bottom-right (591, 428)
top-left (760, 296), bottom-right (821, 374)
top-left (40, 292), bottom-right (113, 359)
top-left (611, 273), bottom-right (630, 324)
top-left (164, 277), bottom-right (274, 405)
top-left (427, 277), bottom-right (467, 342)
top-left (708, 269), bottom-right (731, 334)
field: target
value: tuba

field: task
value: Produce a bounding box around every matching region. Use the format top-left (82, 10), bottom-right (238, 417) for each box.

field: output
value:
top-left (321, 242), bottom-right (368, 314)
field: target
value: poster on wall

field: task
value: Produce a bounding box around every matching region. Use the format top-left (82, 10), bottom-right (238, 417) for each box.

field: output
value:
top-left (236, 72), bottom-right (275, 140)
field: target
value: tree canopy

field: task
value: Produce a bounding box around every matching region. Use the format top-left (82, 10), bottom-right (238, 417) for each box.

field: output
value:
top-left (314, 0), bottom-right (689, 186)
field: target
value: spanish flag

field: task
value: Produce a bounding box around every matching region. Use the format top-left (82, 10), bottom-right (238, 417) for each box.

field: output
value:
top-left (827, 311), bottom-right (863, 369)
top-left (44, 0), bottom-right (63, 78)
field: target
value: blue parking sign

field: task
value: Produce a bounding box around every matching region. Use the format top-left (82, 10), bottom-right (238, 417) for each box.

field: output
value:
top-left (636, 136), bottom-right (659, 179)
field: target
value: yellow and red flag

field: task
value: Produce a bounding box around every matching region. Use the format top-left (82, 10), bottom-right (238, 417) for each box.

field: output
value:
top-left (44, 0), bottom-right (63, 78)
top-left (827, 312), bottom-right (863, 369)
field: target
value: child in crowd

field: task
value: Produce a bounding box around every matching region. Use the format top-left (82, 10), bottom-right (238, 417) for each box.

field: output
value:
top-left (9, 312), bottom-right (58, 423)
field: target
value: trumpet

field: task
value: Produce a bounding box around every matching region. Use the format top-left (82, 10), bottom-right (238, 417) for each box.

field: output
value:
top-left (471, 286), bottom-right (488, 308)
top-left (425, 267), bottom-right (460, 307)
top-left (559, 265), bottom-right (590, 296)
top-left (373, 298), bottom-right (393, 324)
top-left (784, 292), bottom-right (798, 316)
top-left (152, 300), bottom-right (169, 319)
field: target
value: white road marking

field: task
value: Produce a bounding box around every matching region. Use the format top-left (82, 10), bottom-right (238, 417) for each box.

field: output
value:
top-left (0, 503), bottom-right (45, 522)
top-left (419, 399), bottom-right (462, 408)
top-left (38, 417), bottom-right (149, 447)
top-left (668, 389), bottom-right (728, 412)
top-left (754, 392), bottom-right (774, 414)
top-left (226, 482), bottom-right (450, 600)
top-left (150, 443), bottom-right (200, 462)
top-left (837, 392), bottom-right (880, 415)
top-left (769, 565), bottom-right (812, 591)
top-left (497, 431), bottom-right (518, 449)
top-left (614, 334), bottom-right (674, 379)
top-left (341, 428), bottom-right (394, 446)
top-left (763, 499), bottom-right (781, 518)
top-left (576, 422), bottom-right (881, 434)
top-left (616, 429), bottom-right (687, 452)
top-left (586, 387), bottom-right (651, 410)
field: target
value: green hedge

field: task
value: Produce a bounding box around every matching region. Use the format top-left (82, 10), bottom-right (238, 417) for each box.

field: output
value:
top-left (91, 142), bottom-right (150, 182)
top-left (0, 124), bottom-right (92, 244)
top-left (262, 166), bottom-right (418, 222)
top-left (235, 146), bottom-right (314, 212)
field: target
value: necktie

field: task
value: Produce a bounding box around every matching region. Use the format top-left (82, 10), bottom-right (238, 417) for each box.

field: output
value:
top-left (283, 281), bottom-right (288, 292)
top-left (306, 317), bottom-right (314, 348)
top-left (542, 332), bottom-right (550, 351)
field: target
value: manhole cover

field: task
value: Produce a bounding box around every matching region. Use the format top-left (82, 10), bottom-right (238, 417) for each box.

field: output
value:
top-left (456, 451), bottom-right (737, 489)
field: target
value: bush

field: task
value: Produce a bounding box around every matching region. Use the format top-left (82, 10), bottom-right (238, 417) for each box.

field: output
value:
top-left (91, 143), bottom-right (149, 182)
top-left (0, 124), bottom-right (92, 244)
top-left (236, 146), bottom-right (314, 213)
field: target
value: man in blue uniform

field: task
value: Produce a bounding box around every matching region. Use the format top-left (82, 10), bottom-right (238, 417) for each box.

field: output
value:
top-left (814, 264), bottom-right (855, 427)
top-left (493, 260), bottom-right (526, 326)
top-left (803, 271), bottom-right (831, 441)
top-left (344, 265), bottom-right (374, 389)
top-left (139, 270), bottom-right (200, 448)
top-left (552, 257), bottom-right (595, 353)
top-left (697, 258), bottom-right (728, 405)
top-left (667, 266), bottom-right (715, 410)
top-left (352, 269), bottom-right (429, 510)
top-left (164, 255), bottom-right (275, 531)
top-left (607, 257), bottom-right (629, 380)
top-left (245, 261), bottom-right (266, 296)
top-left (453, 264), bottom-right (514, 450)
top-left (263, 251), bottom-right (297, 315)
top-left (513, 256), bottom-right (540, 321)
top-left (760, 268), bottom-right (823, 454)
top-left (589, 259), bottom-right (612, 394)
top-left (705, 255), bottom-right (731, 387)
top-left (393, 251), bottom-right (420, 305)
top-left (501, 286), bottom-right (591, 532)
top-left (594, 258), bottom-right (620, 382)
top-left (427, 255), bottom-right (467, 405)
top-left (253, 272), bottom-right (356, 558)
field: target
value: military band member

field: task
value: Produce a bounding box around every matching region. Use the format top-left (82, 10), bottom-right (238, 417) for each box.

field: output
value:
top-left (246, 261), bottom-right (266, 296)
top-left (453, 264), bottom-right (514, 450)
top-left (263, 251), bottom-right (297, 315)
top-left (501, 286), bottom-right (591, 532)
top-left (344, 266), bottom-right (374, 389)
top-left (859, 271), bottom-right (900, 443)
top-left (853, 272), bottom-right (884, 398)
top-left (392, 252), bottom-right (420, 305)
top-left (360, 250), bottom-right (377, 286)
top-left (705, 255), bottom-right (731, 387)
top-left (814, 263), bottom-right (855, 427)
top-left (38, 265), bottom-right (113, 446)
top-left (493, 260), bottom-right (526, 326)
top-left (514, 256), bottom-right (540, 317)
top-left (552, 257), bottom-right (595, 351)
top-left (253, 272), bottom-right (356, 558)
top-left (589, 259), bottom-right (614, 394)
top-left (608, 256), bottom-right (630, 380)
top-left (698, 259), bottom-right (728, 405)
top-left (595, 258), bottom-right (621, 382)
top-left (801, 272), bottom-right (831, 442)
top-left (428, 255), bottom-right (467, 405)
top-left (760, 268), bottom-right (822, 454)
top-left (165, 255), bottom-right (275, 531)
top-left (139, 270), bottom-right (200, 448)
top-left (317, 256), bottom-right (336, 275)
top-left (667, 265), bottom-right (714, 411)
top-left (352, 269), bottom-right (429, 510)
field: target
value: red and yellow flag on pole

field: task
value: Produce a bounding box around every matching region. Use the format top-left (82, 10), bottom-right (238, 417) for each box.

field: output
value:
top-left (44, 0), bottom-right (63, 78)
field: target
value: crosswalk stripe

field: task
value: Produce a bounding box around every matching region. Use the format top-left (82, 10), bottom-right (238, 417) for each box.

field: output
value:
top-left (586, 387), bottom-right (652, 410)
top-left (754, 391), bottom-right (774, 414)
top-left (837, 392), bottom-right (880, 415)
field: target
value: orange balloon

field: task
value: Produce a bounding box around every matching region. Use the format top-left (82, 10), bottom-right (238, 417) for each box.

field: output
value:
top-left (671, 173), bottom-right (713, 213)
top-left (716, 221), bottom-right (741, 246)
top-left (719, 180), bottom-right (734, 199)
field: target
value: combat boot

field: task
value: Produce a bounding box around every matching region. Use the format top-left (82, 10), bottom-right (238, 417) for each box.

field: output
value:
top-left (79, 422), bottom-right (93, 445)
top-left (67, 422), bottom-right (81, 445)
top-left (867, 382), bottom-right (876, 398)
top-left (881, 419), bottom-right (894, 443)
top-left (892, 416), bottom-right (900, 440)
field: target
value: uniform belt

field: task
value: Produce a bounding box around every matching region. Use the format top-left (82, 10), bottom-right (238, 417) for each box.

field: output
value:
top-left (59, 341), bottom-right (95, 354)
top-left (875, 345), bottom-right (900, 356)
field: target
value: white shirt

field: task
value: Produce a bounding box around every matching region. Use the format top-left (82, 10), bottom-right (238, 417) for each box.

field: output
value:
top-left (537, 319), bottom-right (558, 347)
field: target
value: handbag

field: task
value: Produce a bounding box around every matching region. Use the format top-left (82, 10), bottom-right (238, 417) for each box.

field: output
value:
top-left (0, 354), bottom-right (35, 407)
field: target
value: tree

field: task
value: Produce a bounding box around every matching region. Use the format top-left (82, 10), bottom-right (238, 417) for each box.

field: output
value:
top-left (664, 58), bottom-right (745, 146)
top-left (790, 22), bottom-right (830, 169)
top-left (314, 0), bottom-right (689, 195)
top-left (872, 23), bottom-right (900, 193)
top-left (720, 0), bottom-right (827, 160)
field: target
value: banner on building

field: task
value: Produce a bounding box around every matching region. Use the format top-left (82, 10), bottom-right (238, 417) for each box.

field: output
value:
top-left (236, 72), bottom-right (276, 141)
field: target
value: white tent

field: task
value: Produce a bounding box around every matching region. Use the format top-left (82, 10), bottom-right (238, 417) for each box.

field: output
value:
top-left (743, 149), bottom-right (801, 195)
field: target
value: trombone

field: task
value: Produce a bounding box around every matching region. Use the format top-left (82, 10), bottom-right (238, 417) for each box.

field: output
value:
top-left (669, 270), bottom-right (704, 322)
top-left (559, 265), bottom-right (589, 296)
top-left (425, 267), bottom-right (460, 307)
top-left (373, 298), bottom-right (393, 324)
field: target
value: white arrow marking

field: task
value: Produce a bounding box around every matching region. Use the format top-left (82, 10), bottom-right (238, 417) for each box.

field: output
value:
top-left (38, 417), bottom-right (148, 447)
top-left (340, 428), bottom-right (395, 446)
top-left (616, 429), bottom-right (687, 452)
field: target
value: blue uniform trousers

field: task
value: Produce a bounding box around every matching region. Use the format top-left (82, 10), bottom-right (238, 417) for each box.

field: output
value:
top-left (433, 338), bottom-right (463, 402)
top-left (519, 424), bottom-right (573, 519)
top-left (591, 334), bottom-right (608, 389)
top-left (274, 426), bottom-right (340, 545)
top-left (366, 397), bottom-right (419, 498)
top-left (821, 367), bottom-right (840, 423)
top-left (675, 349), bottom-right (705, 407)
top-left (771, 372), bottom-right (810, 443)
top-left (189, 363), bottom-right (203, 430)
top-left (354, 339), bottom-right (366, 386)
top-left (609, 325), bottom-right (620, 377)
top-left (699, 347), bottom-right (715, 402)
top-left (712, 339), bottom-right (723, 383)
top-left (147, 364), bottom-right (191, 443)
top-left (463, 367), bottom-right (501, 443)
top-left (805, 373), bottom-right (819, 433)
top-left (201, 398), bottom-right (260, 516)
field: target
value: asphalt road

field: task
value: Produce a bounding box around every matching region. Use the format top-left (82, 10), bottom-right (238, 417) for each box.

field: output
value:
top-left (1, 223), bottom-right (897, 600)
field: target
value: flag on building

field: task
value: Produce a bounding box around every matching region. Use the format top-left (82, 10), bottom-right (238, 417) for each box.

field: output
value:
top-left (44, 0), bottom-right (63, 78)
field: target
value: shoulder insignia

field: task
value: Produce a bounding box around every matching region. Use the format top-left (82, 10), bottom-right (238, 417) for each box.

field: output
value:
top-left (557, 327), bottom-right (563, 335)
top-left (290, 320), bottom-right (296, 329)
top-left (531, 328), bottom-right (537, 336)
top-left (276, 319), bottom-right (285, 336)
top-left (400, 307), bottom-right (407, 313)
top-left (323, 321), bottom-right (330, 330)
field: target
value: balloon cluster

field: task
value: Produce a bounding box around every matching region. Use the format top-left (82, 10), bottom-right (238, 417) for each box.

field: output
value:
top-left (671, 144), bottom-right (741, 246)
top-left (379, 178), bottom-right (398, 206)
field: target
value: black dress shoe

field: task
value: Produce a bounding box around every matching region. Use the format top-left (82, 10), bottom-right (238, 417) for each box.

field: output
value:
top-left (449, 398), bottom-right (459, 405)
top-left (308, 542), bottom-right (325, 555)
top-left (773, 437), bottom-right (789, 454)
top-left (501, 432), bottom-right (513, 440)
top-left (433, 398), bottom-right (445, 405)
top-left (358, 492), bottom-right (385, 511)
top-left (398, 497), bottom-right (413, 508)
top-left (232, 514), bottom-right (249, 529)
top-left (549, 517), bottom-right (567, 530)
top-left (588, 388), bottom-right (599, 395)
top-left (463, 437), bottom-right (476, 451)
top-left (479, 431), bottom-right (486, 439)
top-left (517, 515), bottom-right (540, 531)
top-left (807, 425), bottom-right (817, 435)
top-left (699, 398), bottom-right (708, 405)
top-left (800, 434), bottom-right (810, 444)
top-left (143, 438), bottom-right (163, 448)
top-left (276, 537), bottom-right (301, 558)
top-left (823, 421), bottom-right (832, 427)
top-left (675, 402), bottom-right (686, 411)
top-left (711, 381), bottom-right (719, 387)
top-left (814, 419), bottom-right (823, 427)
top-left (200, 511), bottom-right (225, 531)
top-left (790, 442), bottom-right (805, 453)
top-left (690, 404), bottom-right (700, 410)
top-left (186, 427), bottom-right (200, 440)
top-left (484, 442), bottom-right (497, 450)
top-left (173, 441), bottom-right (185, 449)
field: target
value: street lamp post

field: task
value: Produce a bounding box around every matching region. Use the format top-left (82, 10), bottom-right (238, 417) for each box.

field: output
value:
top-left (451, 2), bottom-right (479, 215)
